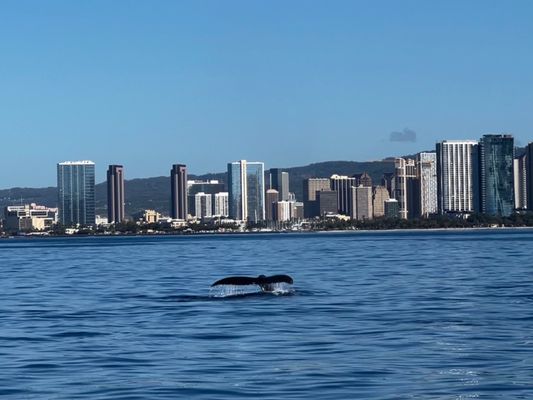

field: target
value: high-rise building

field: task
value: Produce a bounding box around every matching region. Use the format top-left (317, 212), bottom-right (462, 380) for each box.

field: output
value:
top-left (187, 180), bottom-right (225, 217)
top-left (372, 186), bottom-right (390, 218)
top-left (526, 143), bottom-right (533, 210)
top-left (265, 189), bottom-right (279, 221)
top-left (170, 164), bottom-right (188, 220)
top-left (316, 190), bottom-right (338, 216)
top-left (270, 169), bottom-right (290, 201)
top-left (417, 152), bottom-right (438, 217)
top-left (228, 160), bottom-right (265, 222)
top-left (478, 134), bottom-right (514, 216)
top-left (57, 160), bottom-right (96, 226)
top-left (330, 175), bottom-right (356, 216)
top-left (394, 158), bottom-right (420, 219)
top-left (352, 185), bottom-right (373, 221)
top-left (214, 192), bottom-right (229, 217)
top-left (303, 178), bottom-right (331, 218)
top-left (303, 178), bottom-right (331, 202)
top-left (303, 178), bottom-right (330, 218)
top-left (514, 153), bottom-right (527, 210)
top-left (194, 192), bottom-right (212, 218)
top-left (107, 165), bottom-right (125, 224)
top-left (381, 172), bottom-right (395, 198)
top-left (436, 140), bottom-right (478, 214)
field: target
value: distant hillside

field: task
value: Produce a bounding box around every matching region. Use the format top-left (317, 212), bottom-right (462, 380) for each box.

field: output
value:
top-left (0, 160), bottom-right (394, 218)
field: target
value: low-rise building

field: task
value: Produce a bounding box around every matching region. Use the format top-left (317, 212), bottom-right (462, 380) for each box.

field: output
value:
top-left (142, 209), bottom-right (161, 224)
top-left (384, 199), bottom-right (400, 218)
top-left (4, 204), bottom-right (58, 232)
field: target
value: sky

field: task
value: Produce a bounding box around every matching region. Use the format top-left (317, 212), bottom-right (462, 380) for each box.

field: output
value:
top-left (1, 0), bottom-right (533, 188)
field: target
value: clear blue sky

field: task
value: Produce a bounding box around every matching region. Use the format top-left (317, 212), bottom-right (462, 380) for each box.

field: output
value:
top-left (1, 0), bottom-right (532, 188)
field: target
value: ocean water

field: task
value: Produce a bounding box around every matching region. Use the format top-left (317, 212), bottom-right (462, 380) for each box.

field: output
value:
top-left (1, 230), bottom-right (533, 399)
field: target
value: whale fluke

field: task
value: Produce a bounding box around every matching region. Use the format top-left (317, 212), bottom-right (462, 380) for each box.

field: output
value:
top-left (211, 274), bottom-right (293, 287)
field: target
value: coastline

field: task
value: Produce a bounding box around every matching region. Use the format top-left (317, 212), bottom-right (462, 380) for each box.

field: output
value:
top-left (3, 225), bottom-right (533, 240)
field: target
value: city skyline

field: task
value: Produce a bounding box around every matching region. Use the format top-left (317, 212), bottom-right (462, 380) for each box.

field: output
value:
top-left (2, 1), bottom-right (533, 187)
top-left (3, 135), bottom-right (533, 230)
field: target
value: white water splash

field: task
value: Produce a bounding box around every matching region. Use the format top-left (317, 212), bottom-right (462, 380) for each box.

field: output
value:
top-left (267, 282), bottom-right (295, 295)
top-left (209, 283), bottom-right (294, 298)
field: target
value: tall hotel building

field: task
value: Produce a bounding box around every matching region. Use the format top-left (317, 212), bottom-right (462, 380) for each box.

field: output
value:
top-left (352, 185), bottom-right (373, 220)
top-left (170, 164), bottom-right (188, 220)
top-left (372, 186), bottom-right (390, 218)
top-left (330, 175), bottom-right (356, 216)
top-left (436, 140), bottom-right (478, 214)
top-left (57, 160), bottom-right (96, 226)
top-left (194, 193), bottom-right (212, 218)
top-left (214, 192), bottom-right (229, 217)
top-left (228, 160), bottom-right (265, 222)
top-left (107, 165), bottom-right (125, 223)
top-left (478, 134), bottom-right (514, 216)
top-left (417, 152), bottom-right (438, 217)
top-left (394, 158), bottom-right (419, 219)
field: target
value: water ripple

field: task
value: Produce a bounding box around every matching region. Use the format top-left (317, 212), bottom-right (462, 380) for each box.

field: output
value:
top-left (1, 230), bottom-right (533, 399)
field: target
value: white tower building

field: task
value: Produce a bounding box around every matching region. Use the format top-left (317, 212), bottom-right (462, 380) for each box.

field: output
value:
top-left (436, 140), bottom-right (478, 214)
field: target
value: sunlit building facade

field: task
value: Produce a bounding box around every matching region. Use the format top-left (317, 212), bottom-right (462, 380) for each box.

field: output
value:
top-left (57, 160), bottom-right (95, 226)
top-left (330, 175), bottom-right (356, 216)
top-left (228, 160), bottom-right (265, 222)
top-left (372, 185), bottom-right (390, 218)
top-left (214, 192), bottom-right (229, 217)
top-left (436, 140), bottom-right (478, 214)
top-left (417, 152), bottom-right (438, 217)
top-left (394, 158), bottom-right (419, 219)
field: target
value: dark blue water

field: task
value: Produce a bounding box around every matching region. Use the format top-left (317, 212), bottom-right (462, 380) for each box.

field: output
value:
top-left (1, 230), bottom-right (533, 399)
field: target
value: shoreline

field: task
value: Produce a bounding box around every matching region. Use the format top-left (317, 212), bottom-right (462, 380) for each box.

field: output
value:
top-left (3, 225), bottom-right (533, 239)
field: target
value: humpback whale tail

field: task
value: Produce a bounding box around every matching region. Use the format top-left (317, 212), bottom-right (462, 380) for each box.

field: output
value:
top-left (211, 274), bottom-right (293, 292)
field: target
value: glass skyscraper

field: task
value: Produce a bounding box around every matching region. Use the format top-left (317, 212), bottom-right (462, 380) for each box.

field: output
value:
top-left (57, 161), bottom-right (96, 226)
top-left (227, 160), bottom-right (265, 222)
top-left (479, 134), bottom-right (514, 216)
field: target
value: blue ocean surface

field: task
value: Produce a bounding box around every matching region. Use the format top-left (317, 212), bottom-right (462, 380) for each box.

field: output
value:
top-left (1, 229), bottom-right (533, 399)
